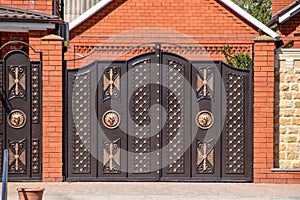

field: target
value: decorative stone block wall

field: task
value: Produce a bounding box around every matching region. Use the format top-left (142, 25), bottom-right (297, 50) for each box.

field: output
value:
top-left (275, 49), bottom-right (300, 169)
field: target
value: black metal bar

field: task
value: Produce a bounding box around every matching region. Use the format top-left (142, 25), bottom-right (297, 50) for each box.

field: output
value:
top-left (1, 149), bottom-right (8, 200)
top-left (52, 0), bottom-right (61, 17)
top-left (62, 44), bottom-right (67, 181)
top-left (0, 40), bottom-right (41, 54)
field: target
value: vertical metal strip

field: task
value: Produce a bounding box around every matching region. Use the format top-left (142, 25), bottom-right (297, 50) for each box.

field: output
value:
top-left (0, 61), bottom-right (3, 124)
top-left (0, 138), bottom-right (3, 172)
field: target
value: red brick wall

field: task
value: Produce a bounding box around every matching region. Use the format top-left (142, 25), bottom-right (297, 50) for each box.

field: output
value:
top-left (253, 37), bottom-right (300, 183)
top-left (272, 0), bottom-right (294, 16)
top-left (0, 32), bottom-right (29, 58)
top-left (68, 0), bottom-right (258, 64)
top-left (70, 0), bottom-right (258, 38)
top-left (0, 0), bottom-right (53, 14)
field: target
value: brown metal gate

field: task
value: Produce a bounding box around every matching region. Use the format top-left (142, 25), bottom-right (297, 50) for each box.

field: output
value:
top-left (0, 42), bottom-right (43, 181)
top-left (65, 47), bottom-right (252, 181)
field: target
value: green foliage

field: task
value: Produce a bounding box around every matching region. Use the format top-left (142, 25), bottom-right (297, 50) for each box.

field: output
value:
top-left (231, 0), bottom-right (272, 25)
top-left (221, 45), bottom-right (251, 69)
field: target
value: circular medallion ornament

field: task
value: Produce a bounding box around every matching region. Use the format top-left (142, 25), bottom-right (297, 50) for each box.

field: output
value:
top-left (7, 110), bottom-right (27, 129)
top-left (102, 110), bottom-right (121, 129)
top-left (195, 110), bottom-right (214, 129)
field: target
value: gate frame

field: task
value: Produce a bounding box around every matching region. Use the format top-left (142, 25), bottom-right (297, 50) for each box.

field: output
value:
top-left (63, 43), bottom-right (253, 182)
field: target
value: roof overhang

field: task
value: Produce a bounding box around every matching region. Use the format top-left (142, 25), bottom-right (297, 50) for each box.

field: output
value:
top-left (268, 1), bottom-right (300, 30)
top-left (0, 22), bottom-right (56, 32)
top-left (279, 4), bottom-right (300, 24)
top-left (219, 0), bottom-right (278, 38)
top-left (0, 5), bottom-right (62, 32)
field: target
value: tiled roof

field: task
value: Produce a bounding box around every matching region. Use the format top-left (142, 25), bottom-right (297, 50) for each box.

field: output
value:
top-left (0, 5), bottom-right (62, 24)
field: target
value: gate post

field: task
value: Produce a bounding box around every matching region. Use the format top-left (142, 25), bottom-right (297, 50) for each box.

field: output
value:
top-left (40, 34), bottom-right (64, 182)
top-left (253, 35), bottom-right (276, 183)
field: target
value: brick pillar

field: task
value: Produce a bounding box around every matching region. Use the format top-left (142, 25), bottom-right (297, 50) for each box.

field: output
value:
top-left (40, 34), bottom-right (64, 182)
top-left (253, 36), bottom-right (276, 183)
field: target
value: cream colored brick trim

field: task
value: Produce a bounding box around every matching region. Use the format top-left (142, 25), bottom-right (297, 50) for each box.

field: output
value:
top-left (278, 48), bottom-right (300, 68)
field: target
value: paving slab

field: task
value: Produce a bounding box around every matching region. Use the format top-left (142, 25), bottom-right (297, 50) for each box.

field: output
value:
top-left (2, 182), bottom-right (300, 200)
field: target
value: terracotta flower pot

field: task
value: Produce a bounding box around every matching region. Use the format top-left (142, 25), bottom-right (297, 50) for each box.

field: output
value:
top-left (17, 188), bottom-right (45, 200)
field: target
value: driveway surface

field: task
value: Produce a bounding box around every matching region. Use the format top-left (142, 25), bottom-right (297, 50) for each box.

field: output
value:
top-left (2, 182), bottom-right (300, 200)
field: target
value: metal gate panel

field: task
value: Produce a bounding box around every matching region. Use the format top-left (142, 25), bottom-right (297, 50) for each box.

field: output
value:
top-left (161, 53), bottom-right (191, 180)
top-left (0, 50), bottom-right (42, 181)
top-left (127, 53), bottom-right (160, 180)
top-left (190, 61), bottom-right (222, 180)
top-left (97, 61), bottom-right (127, 180)
top-left (66, 62), bottom-right (98, 181)
top-left (221, 62), bottom-right (253, 181)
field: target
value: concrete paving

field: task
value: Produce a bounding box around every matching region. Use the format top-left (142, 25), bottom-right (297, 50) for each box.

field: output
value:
top-left (2, 182), bottom-right (300, 200)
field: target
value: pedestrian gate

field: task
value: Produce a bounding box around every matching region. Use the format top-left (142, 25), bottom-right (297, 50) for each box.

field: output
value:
top-left (65, 47), bottom-right (252, 181)
top-left (0, 42), bottom-right (42, 181)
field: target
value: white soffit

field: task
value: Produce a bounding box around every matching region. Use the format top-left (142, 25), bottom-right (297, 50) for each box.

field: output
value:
top-left (0, 22), bottom-right (55, 32)
top-left (69, 0), bottom-right (113, 31)
top-left (279, 4), bottom-right (300, 23)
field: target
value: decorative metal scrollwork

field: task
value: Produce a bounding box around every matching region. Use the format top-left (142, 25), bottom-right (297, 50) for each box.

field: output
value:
top-left (195, 110), bottom-right (214, 129)
top-left (31, 138), bottom-right (39, 173)
top-left (197, 139), bottom-right (215, 174)
top-left (8, 65), bottom-right (26, 99)
top-left (167, 59), bottom-right (185, 173)
top-left (103, 67), bottom-right (120, 100)
top-left (7, 110), bottom-right (26, 129)
top-left (103, 139), bottom-right (120, 173)
top-left (131, 58), bottom-right (151, 173)
top-left (8, 139), bottom-right (26, 173)
top-left (226, 72), bottom-right (245, 174)
top-left (196, 67), bottom-right (213, 100)
top-left (102, 110), bottom-right (121, 129)
top-left (31, 64), bottom-right (40, 123)
top-left (72, 70), bottom-right (91, 174)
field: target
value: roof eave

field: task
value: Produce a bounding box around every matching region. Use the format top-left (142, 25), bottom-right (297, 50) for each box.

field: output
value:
top-left (0, 5), bottom-right (63, 25)
top-left (0, 18), bottom-right (63, 24)
top-left (219, 0), bottom-right (278, 38)
top-left (278, 5), bottom-right (300, 24)
top-left (269, 1), bottom-right (300, 30)
top-left (0, 22), bottom-right (56, 32)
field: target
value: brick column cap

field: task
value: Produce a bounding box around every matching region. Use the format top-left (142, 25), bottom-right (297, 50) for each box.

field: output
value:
top-left (41, 34), bottom-right (64, 41)
top-left (254, 35), bottom-right (276, 42)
